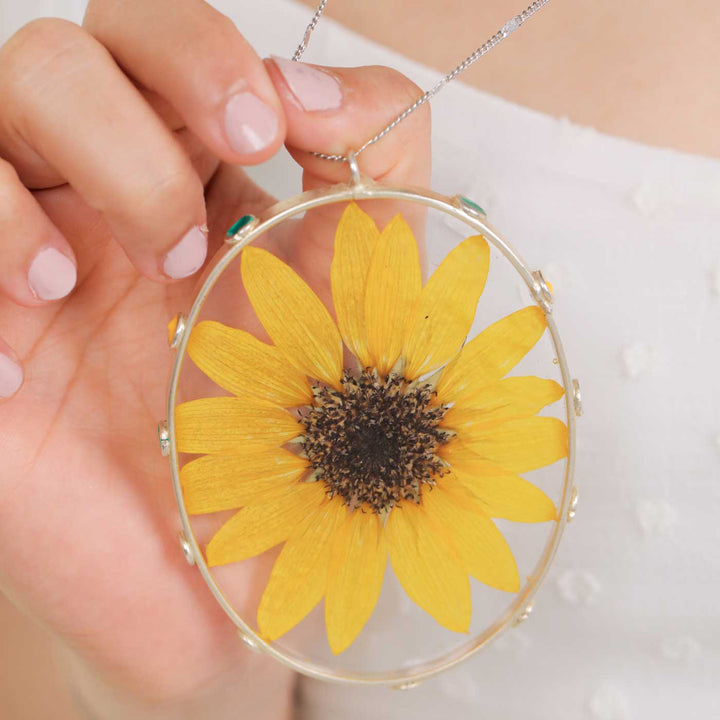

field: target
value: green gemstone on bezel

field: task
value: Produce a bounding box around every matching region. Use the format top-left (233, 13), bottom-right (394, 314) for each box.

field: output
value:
top-left (458, 195), bottom-right (487, 216)
top-left (226, 214), bottom-right (256, 237)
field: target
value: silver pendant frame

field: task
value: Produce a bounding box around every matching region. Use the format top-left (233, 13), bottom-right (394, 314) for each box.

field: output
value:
top-left (162, 172), bottom-right (580, 688)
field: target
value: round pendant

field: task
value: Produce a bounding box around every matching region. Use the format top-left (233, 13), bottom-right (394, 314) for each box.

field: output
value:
top-left (161, 175), bottom-right (580, 687)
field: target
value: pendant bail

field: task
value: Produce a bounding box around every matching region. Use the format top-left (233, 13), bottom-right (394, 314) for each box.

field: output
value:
top-left (347, 151), bottom-right (361, 186)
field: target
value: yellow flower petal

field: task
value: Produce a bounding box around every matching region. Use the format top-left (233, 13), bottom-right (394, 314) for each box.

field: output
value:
top-left (441, 377), bottom-right (565, 429)
top-left (331, 203), bottom-right (381, 368)
top-left (402, 235), bottom-right (490, 379)
top-left (206, 481), bottom-right (327, 567)
top-left (437, 306), bottom-right (547, 403)
top-left (188, 321), bottom-right (312, 406)
top-left (441, 443), bottom-right (557, 522)
top-left (175, 397), bottom-right (300, 454)
top-left (180, 447), bottom-right (309, 514)
top-left (325, 509), bottom-right (387, 655)
top-left (385, 501), bottom-right (471, 633)
top-left (257, 495), bottom-right (347, 641)
top-left (423, 482), bottom-right (520, 592)
top-left (364, 215), bottom-right (422, 376)
top-left (241, 246), bottom-right (344, 390)
top-left (453, 417), bottom-right (569, 473)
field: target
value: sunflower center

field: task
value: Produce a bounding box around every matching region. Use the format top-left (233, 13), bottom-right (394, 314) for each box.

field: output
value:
top-left (301, 370), bottom-right (451, 513)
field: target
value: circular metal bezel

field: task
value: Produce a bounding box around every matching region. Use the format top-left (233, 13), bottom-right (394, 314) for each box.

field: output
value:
top-left (166, 177), bottom-right (578, 686)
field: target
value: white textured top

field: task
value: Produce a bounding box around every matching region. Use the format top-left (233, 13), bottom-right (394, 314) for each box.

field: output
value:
top-left (3, 1), bottom-right (720, 718)
top-left (239, 4), bottom-right (720, 719)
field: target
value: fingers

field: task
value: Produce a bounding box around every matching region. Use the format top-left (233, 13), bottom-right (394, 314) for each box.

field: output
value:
top-left (0, 19), bottom-right (207, 281)
top-left (0, 159), bottom-right (78, 404)
top-left (0, 159), bottom-right (77, 306)
top-left (84, 0), bottom-right (285, 164)
top-left (268, 60), bottom-right (431, 190)
top-left (267, 60), bottom-right (431, 271)
top-left (0, 338), bottom-right (23, 400)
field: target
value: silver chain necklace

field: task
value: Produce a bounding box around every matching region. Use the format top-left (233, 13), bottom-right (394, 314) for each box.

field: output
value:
top-left (292, 0), bottom-right (552, 163)
top-left (163, 0), bottom-right (579, 686)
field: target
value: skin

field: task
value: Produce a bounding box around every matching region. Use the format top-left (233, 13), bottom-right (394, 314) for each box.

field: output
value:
top-left (1, 0), bottom-right (718, 717)
top-left (0, 0), bottom-right (429, 716)
top-left (301, 0), bottom-right (720, 159)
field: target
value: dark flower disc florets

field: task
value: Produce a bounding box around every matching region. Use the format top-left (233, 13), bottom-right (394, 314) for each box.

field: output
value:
top-left (301, 370), bottom-right (451, 513)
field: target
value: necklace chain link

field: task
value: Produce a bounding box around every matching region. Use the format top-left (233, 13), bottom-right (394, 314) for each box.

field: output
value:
top-left (292, 0), bottom-right (552, 164)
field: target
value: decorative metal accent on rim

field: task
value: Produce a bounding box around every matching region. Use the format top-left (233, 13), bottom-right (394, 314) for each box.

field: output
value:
top-left (225, 214), bottom-right (259, 244)
top-left (568, 486), bottom-right (579, 522)
top-left (513, 603), bottom-right (534, 626)
top-left (239, 631), bottom-right (263, 653)
top-left (347, 152), bottom-right (361, 186)
top-left (572, 379), bottom-right (583, 417)
top-left (164, 182), bottom-right (578, 687)
top-left (531, 270), bottom-right (553, 313)
top-left (178, 531), bottom-right (195, 566)
top-left (454, 194), bottom-right (487, 219)
top-left (157, 420), bottom-right (170, 457)
top-left (169, 314), bottom-right (186, 350)
top-left (391, 680), bottom-right (422, 691)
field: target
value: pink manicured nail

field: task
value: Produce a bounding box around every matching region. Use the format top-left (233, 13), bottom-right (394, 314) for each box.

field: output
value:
top-left (163, 225), bottom-right (208, 279)
top-left (224, 92), bottom-right (279, 155)
top-left (0, 353), bottom-right (23, 399)
top-left (28, 248), bottom-right (77, 301)
top-left (272, 56), bottom-right (342, 111)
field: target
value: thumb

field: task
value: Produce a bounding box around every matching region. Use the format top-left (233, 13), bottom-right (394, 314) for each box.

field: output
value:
top-left (266, 58), bottom-right (431, 190)
top-left (265, 57), bottom-right (431, 270)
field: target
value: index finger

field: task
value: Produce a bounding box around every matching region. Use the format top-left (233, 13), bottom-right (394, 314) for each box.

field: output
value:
top-left (84, 0), bottom-right (286, 164)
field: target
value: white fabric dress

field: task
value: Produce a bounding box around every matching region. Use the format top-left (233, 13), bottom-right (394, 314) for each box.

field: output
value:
top-left (2, 1), bottom-right (720, 718)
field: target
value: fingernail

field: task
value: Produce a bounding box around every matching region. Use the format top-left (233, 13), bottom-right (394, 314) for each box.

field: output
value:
top-left (272, 56), bottom-right (342, 112)
top-left (163, 225), bottom-right (208, 279)
top-left (28, 247), bottom-right (77, 301)
top-left (0, 353), bottom-right (23, 399)
top-left (224, 92), bottom-right (279, 155)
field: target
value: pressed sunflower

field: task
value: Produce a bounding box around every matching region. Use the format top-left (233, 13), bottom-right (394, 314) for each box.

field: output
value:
top-left (175, 202), bottom-right (568, 654)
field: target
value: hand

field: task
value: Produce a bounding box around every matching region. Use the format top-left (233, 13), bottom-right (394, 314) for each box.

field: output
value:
top-left (0, 0), bottom-right (430, 714)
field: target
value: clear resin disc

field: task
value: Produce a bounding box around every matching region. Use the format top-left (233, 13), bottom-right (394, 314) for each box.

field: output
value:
top-left (164, 180), bottom-right (579, 686)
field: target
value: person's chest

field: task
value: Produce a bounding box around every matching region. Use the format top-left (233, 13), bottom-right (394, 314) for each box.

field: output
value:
top-left (300, 0), bottom-right (720, 160)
